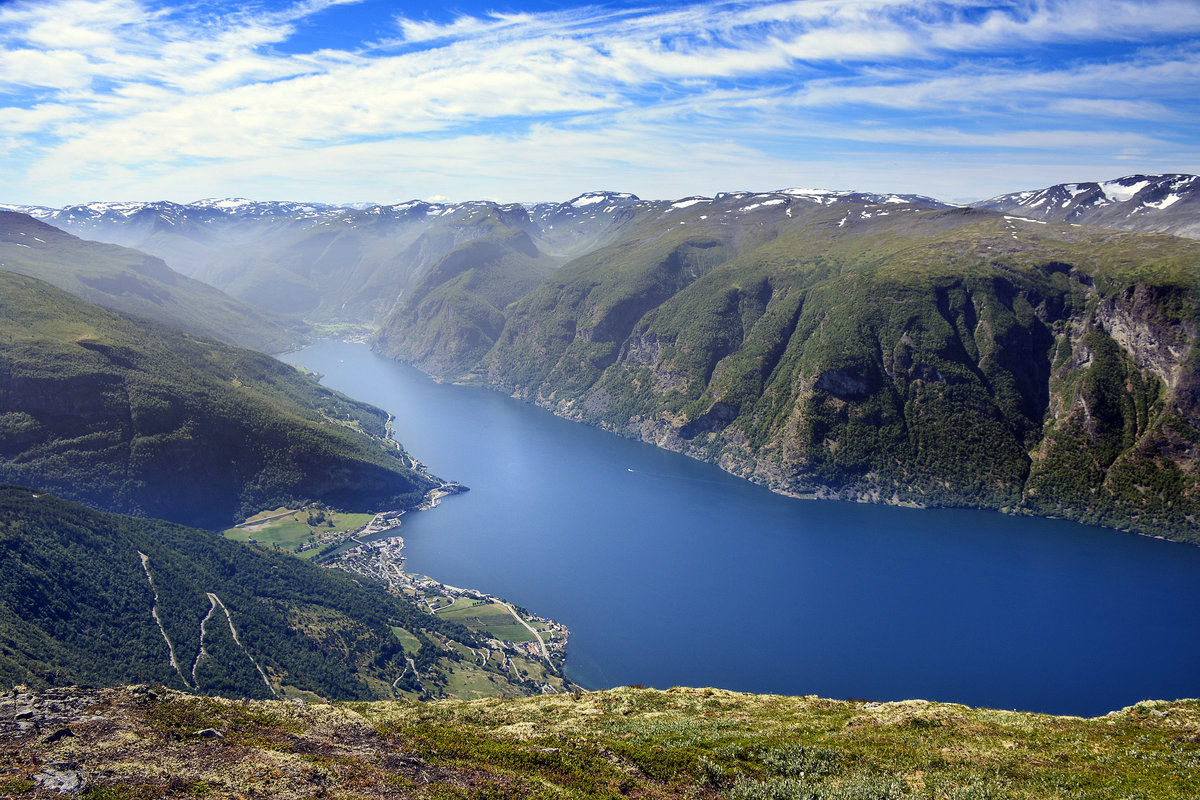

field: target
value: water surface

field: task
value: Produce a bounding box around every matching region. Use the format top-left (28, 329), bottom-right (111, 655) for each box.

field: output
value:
top-left (285, 340), bottom-right (1200, 716)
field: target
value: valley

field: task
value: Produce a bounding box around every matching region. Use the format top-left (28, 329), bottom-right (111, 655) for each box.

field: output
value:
top-left (4, 0), bottom-right (1199, 794)
top-left (0, 173), bottom-right (1196, 794)
top-left (15, 178), bottom-right (1196, 541)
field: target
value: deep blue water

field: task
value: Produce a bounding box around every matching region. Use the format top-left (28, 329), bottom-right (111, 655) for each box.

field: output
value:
top-left (284, 340), bottom-right (1200, 716)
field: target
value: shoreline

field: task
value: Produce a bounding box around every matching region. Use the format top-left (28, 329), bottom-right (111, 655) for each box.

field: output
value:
top-left (316, 493), bottom-right (575, 696)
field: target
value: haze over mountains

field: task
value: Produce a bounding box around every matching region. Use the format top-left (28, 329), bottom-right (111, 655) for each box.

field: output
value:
top-left (0, 271), bottom-right (437, 529)
top-left (0, 211), bottom-right (302, 352)
top-left (3, 174), bottom-right (1197, 542)
top-left (3, 187), bottom-right (955, 323)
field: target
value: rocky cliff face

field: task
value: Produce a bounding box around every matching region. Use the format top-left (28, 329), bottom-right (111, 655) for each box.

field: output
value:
top-left (479, 211), bottom-right (1200, 542)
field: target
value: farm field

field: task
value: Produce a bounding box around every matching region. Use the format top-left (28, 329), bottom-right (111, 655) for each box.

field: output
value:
top-left (223, 507), bottom-right (374, 558)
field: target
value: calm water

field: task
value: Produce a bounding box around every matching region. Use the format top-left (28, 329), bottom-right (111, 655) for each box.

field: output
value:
top-left (285, 340), bottom-right (1200, 716)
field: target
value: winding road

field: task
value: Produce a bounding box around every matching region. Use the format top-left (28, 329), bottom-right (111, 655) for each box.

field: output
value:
top-left (492, 600), bottom-right (549, 661)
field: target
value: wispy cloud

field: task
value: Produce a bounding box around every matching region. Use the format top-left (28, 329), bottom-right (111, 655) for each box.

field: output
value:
top-left (1, 0), bottom-right (1198, 204)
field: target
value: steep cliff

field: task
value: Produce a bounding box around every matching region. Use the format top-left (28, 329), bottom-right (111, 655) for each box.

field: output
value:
top-left (480, 207), bottom-right (1199, 541)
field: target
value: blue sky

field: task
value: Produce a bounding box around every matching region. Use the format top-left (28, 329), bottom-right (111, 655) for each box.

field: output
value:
top-left (1, 0), bottom-right (1198, 205)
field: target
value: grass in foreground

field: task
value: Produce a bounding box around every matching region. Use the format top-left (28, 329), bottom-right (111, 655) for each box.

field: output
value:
top-left (6, 685), bottom-right (1198, 799)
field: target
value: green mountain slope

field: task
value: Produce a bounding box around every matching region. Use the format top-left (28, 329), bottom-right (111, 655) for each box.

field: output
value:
top-left (0, 487), bottom-right (559, 700)
top-left (476, 207), bottom-right (1199, 541)
top-left (0, 210), bottom-right (303, 353)
top-left (0, 271), bottom-right (435, 528)
top-left (373, 228), bottom-right (558, 377)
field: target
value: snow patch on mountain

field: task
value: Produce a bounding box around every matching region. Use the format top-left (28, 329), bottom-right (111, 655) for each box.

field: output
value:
top-left (1101, 179), bottom-right (1150, 203)
top-left (670, 198), bottom-right (711, 210)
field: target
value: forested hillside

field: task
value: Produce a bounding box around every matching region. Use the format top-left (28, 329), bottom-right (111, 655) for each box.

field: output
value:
top-left (0, 211), bottom-right (302, 353)
top-left (0, 271), bottom-right (435, 528)
top-left (0, 487), bottom-right (555, 700)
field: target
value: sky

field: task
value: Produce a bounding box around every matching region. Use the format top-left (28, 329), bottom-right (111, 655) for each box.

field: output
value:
top-left (1, 0), bottom-right (1198, 206)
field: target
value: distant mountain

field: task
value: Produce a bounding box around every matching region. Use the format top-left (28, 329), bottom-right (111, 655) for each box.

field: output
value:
top-left (974, 174), bottom-right (1200, 238)
top-left (9, 198), bottom-right (544, 321)
top-left (0, 271), bottom-right (436, 528)
top-left (14, 189), bottom-right (952, 326)
top-left (373, 227), bottom-right (558, 377)
top-left (0, 211), bottom-right (303, 353)
top-left (0, 486), bottom-right (543, 699)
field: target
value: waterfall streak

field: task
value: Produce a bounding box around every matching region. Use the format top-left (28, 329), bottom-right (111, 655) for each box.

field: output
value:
top-left (208, 593), bottom-right (277, 697)
top-left (138, 552), bottom-right (192, 689)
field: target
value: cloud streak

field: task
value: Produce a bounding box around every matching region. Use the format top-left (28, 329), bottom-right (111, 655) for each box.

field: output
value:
top-left (1, 0), bottom-right (1198, 204)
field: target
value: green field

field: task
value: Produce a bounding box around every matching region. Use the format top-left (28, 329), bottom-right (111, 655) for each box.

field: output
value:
top-left (434, 596), bottom-right (538, 643)
top-left (389, 626), bottom-right (422, 653)
top-left (223, 507), bottom-right (374, 558)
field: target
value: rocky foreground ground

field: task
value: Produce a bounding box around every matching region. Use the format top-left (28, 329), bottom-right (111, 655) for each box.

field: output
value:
top-left (2, 684), bottom-right (1198, 799)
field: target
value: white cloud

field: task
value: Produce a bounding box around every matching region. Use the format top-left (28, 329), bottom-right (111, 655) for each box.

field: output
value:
top-left (0, 103), bottom-right (82, 134)
top-left (1049, 98), bottom-right (1177, 119)
top-left (1, 0), bottom-right (1198, 204)
top-left (0, 48), bottom-right (94, 89)
top-left (789, 52), bottom-right (1200, 116)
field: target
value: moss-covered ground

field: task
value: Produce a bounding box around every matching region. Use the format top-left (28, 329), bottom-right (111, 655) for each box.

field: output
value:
top-left (5, 685), bottom-right (1197, 799)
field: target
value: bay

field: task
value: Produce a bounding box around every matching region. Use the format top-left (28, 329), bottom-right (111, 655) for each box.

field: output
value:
top-left (285, 339), bottom-right (1200, 716)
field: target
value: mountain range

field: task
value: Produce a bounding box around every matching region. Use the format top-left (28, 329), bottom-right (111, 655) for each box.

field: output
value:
top-left (977, 174), bottom-right (1200, 239)
top-left (5, 174), bottom-right (1198, 542)
top-left (2, 187), bottom-right (955, 324)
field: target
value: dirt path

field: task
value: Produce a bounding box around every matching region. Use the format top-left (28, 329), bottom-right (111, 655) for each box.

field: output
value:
top-left (192, 596), bottom-right (219, 686)
top-left (392, 657), bottom-right (420, 692)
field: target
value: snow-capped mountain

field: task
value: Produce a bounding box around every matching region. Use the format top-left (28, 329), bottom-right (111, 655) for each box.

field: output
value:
top-left (973, 174), bottom-right (1200, 239)
top-left (190, 198), bottom-right (342, 218)
top-left (0, 203), bottom-right (54, 217)
top-left (9, 178), bottom-right (1194, 326)
top-left (777, 188), bottom-right (952, 208)
top-left (526, 191), bottom-right (649, 226)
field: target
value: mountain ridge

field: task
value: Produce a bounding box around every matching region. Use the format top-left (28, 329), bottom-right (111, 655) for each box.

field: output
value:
top-left (0, 271), bottom-right (435, 528)
top-left (0, 211), bottom-right (303, 353)
top-left (973, 174), bottom-right (1200, 239)
top-left (472, 206), bottom-right (1199, 541)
